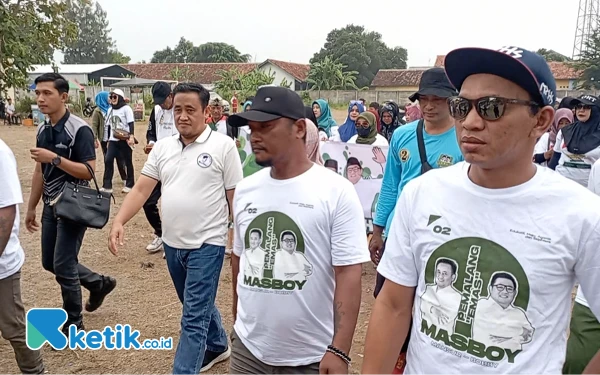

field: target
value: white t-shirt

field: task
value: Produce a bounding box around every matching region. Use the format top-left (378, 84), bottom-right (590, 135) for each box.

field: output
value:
top-left (150, 105), bottom-right (178, 143)
top-left (6, 104), bottom-right (15, 115)
top-left (553, 129), bottom-right (600, 186)
top-left (347, 134), bottom-right (389, 146)
top-left (0, 139), bottom-right (25, 279)
top-left (141, 128), bottom-right (243, 249)
top-left (533, 133), bottom-right (550, 167)
top-left (233, 164), bottom-right (370, 366)
top-left (377, 162), bottom-right (600, 374)
top-left (329, 125), bottom-right (340, 142)
top-left (106, 106), bottom-right (135, 142)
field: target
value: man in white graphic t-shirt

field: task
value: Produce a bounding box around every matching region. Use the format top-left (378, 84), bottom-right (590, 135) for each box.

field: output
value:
top-left (243, 229), bottom-right (266, 277)
top-left (420, 258), bottom-right (461, 334)
top-left (362, 47), bottom-right (600, 374)
top-left (228, 86), bottom-right (369, 374)
top-left (143, 81), bottom-right (178, 256)
top-left (472, 272), bottom-right (533, 351)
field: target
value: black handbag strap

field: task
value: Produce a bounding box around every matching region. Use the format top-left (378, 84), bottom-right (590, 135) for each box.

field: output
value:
top-left (416, 119), bottom-right (433, 174)
top-left (44, 161), bottom-right (101, 193)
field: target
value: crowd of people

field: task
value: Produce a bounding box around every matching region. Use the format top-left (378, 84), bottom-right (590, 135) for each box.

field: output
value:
top-left (0, 44), bottom-right (600, 375)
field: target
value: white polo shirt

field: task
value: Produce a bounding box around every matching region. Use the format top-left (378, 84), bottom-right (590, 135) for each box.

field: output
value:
top-left (141, 127), bottom-right (243, 249)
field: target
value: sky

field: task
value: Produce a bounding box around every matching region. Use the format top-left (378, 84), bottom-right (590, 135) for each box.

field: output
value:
top-left (93, 0), bottom-right (579, 67)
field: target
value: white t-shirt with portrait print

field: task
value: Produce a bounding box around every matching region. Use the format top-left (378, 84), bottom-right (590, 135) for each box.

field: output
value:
top-left (232, 164), bottom-right (370, 367)
top-left (553, 129), bottom-right (600, 186)
top-left (106, 105), bottom-right (135, 142)
top-left (377, 162), bottom-right (600, 374)
top-left (0, 139), bottom-right (25, 280)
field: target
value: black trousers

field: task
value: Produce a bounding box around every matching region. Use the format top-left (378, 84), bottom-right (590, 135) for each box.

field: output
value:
top-left (100, 141), bottom-right (127, 181)
top-left (143, 182), bottom-right (162, 237)
top-left (102, 140), bottom-right (134, 189)
top-left (374, 239), bottom-right (412, 354)
top-left (41, 205), bottom-right (104, 326)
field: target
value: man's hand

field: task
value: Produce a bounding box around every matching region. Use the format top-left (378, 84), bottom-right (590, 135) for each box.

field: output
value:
top-left (30, 148), bottom-right (56, 164)
top-left (144, 144), bottom-right (154, 154)
top-left (431, 306), bottom-right (450, 325)
top-left (319, 352), bottom-right (348, 374)
top-left (25, 209), bottom-right (39, 233)
top-left (127, 136), bottom-right (135, 147)
top-left (95, 139), bottom-right (100, 149)
top-left (108, 222), bottom-right (125, 256)
top-left (544, 149), bottom-right (554, 161)
top-left (368, 233), bottom-right (384, 265)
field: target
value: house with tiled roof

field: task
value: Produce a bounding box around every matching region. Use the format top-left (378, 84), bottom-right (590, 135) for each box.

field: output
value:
top-left (432, 55), bottom-right (582, 90)
top-left (370, 68), bottom-right (428, 91)
top-left (121, 59), bottom-right (311, 91)
top-left (257, 59), bottom-right (310, 90)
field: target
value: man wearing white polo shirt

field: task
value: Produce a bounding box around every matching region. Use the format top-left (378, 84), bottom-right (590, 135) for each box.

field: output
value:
top-left (108, 82), bottom-right (243, 374)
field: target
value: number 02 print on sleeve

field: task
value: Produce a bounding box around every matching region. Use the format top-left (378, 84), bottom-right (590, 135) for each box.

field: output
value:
top-left (419, 237), bottom-right (534, 367)
top-left (241, 212), bottom-right (313, 293)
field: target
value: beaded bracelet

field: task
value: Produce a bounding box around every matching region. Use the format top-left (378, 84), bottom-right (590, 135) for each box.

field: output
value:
top-left (327, 345), bottom-right (351, 364)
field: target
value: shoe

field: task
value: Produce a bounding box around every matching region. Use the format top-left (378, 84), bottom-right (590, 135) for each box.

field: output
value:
top-left (146, 236), bottom-right (163, 253)
top-left (100, 187), bottom-right (113, 193)
top-left (61, 321), bottom-right (84, 338)
top-left (85, 276), bottom-right (117, 312)
top-left (200, 346), bottom-right (231, 372)
top-left (122, 187), bottom-right (132, 193)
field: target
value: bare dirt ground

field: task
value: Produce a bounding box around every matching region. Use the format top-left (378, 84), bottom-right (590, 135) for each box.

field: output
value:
top-left (0, 119), bottom-right (376, 374)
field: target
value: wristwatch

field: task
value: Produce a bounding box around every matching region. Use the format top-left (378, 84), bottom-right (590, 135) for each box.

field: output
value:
top-left (51, 155), bottom-right (62, 166)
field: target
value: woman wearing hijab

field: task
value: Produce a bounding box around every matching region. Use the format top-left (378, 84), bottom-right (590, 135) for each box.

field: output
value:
top-left (243, 98), bottom-right (253, 112)
top-left (549, 95), bottom-right (600, 186)
top-left (92, 91), bottom-right (128, 183)
top-left (312, 99), bottom-right (337, 138)
top-left (347, 111), bottom-right (389, 146)
top-left (305, 118), bottom-right (324, 165)
top-left (533, 108), bottom-right (573, 167)
top-left (406, 103), bottom-right (423, 123)
top-left (379, 101), bottom-right (402, 141)
top-left (101, 88), bottom-right (136, 193)
top-left (336, 100), bottom-right (365, 142)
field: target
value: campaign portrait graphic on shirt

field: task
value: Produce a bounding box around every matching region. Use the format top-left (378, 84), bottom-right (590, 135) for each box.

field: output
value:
top-left (419, 237), bottom-right (534, 361)
top-left (241, 211), bottom-right (313, 291)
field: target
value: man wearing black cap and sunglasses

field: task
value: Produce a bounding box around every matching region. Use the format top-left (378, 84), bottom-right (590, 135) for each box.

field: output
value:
top-left (362, 46), bottom-right (600, 374)
top-left (227, 86), bottom-right (369, 374)
top-left (143, 81), bottom-right (178, 256)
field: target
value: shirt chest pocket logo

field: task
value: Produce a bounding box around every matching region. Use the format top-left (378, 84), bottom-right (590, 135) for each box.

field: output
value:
top-left (197, 153), bottom-right (213, 168)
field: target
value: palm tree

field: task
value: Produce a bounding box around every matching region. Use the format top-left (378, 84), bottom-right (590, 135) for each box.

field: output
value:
top-left (307, 56), bottom-right (359, 90)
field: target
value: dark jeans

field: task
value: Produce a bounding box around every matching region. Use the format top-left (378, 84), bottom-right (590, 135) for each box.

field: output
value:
top-left (143, 182), bottom-right (162, 237)
top-left (164, 243), bottom-right (228, 374)
top-left (102, 140), bottom-right (134, 189)
top-left (0, 270), bottom-right (44, 374)
top-left (374, 239), bottom-right (412, 355)
top-left (100, 141), bottom-right (127, 181)
top-left (41, 205), bottom-right (103, 326)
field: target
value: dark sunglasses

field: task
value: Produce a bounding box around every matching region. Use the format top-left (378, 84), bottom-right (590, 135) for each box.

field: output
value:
top-left (576, 104), bottom-right (592, 110)
top-left (109, 95), bottom-right (117, 99)
top-left (448, 96), bottom-right (540, 121)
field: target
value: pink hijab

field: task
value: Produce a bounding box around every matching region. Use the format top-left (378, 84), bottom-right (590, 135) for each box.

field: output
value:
top-left (406, 104), bottom-right (423, 122)
top-left (549, 108), bottom-right (574, 149)
top-left (305, 119), bottom-right (324, 165)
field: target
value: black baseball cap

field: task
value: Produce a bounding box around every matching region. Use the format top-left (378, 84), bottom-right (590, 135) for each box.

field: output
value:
top-left (228, 86), bottom-right (305, 127)
top-left (152, 81), bottom-right (172, 105)
top-left (444, 46), bottom-right (556, 107)
top-left (571, 94), bottom-right (599, 107)
top-left (408, 67), bottom-right (458, 102)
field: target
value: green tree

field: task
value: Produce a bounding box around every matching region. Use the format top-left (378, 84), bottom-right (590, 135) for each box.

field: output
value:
top-left (151, 38), bottom-right (250, 63)
top-left (0, 0), bottom-right (76, 93)
top-left (310, 24), bottom-right (407, 88)
top-left (169, 66), bottom-right (195, 82)
top-left (574, 27), bottom-right (600, 90)
top-left (536, 48), bottom-right (571, 62)
top-left (307, 56), bottom-right (359, 90)
top-left (214, 68), bottom-right (275, 102)
top-left (61, 0), bottom-right (129, 64)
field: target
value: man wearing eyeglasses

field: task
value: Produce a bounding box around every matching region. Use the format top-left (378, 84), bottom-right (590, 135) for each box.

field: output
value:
top-left (362, 46), bottom-right (600, 374)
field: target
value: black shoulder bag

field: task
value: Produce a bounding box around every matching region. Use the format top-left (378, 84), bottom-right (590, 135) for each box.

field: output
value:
top-left (50, 162), bottom-right (114, 229)
top-left (416, 119), bottom-right (434, 175)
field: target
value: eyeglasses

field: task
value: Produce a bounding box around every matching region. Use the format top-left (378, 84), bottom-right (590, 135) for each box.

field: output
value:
top-left (448, 96), bottom-right (540, 121)
top-left (109, 95), bottom-right (117, 99)
top-left (281, 239), bottom-right (295, 244)
top-left (492, 284), bottom-right (515, 293)
top-left (576, 104), bottom-right (592, 110)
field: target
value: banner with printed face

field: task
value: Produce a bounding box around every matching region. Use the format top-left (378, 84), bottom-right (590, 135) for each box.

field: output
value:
top-left (235, 132), bottom-right (389, 232)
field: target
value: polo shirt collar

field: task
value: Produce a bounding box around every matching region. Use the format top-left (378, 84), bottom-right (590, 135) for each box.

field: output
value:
top-left (47, 110), bottom-right (70, 132)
